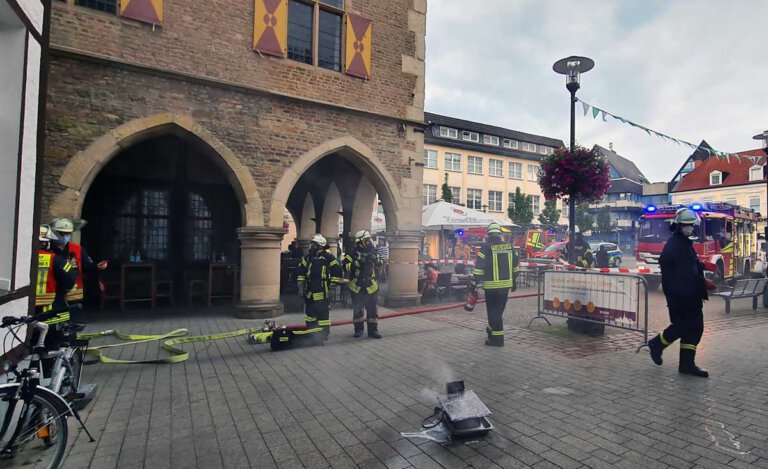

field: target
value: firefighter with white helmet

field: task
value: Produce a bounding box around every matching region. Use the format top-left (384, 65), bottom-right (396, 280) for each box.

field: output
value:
top-left (648, 207), bottom-right (712, 377)
top-left (562, 225), bottom-right (594, 268)
top-left (346, 229), bottom-right (383, 338)
top-left (470, 223), bottom-right (518, 346)
top-left (49, 217), bottom-right (108, 309)
top-left (35, 224), bottom-right (77, 335)
top-left (296, 233), bottom-right (343, 340)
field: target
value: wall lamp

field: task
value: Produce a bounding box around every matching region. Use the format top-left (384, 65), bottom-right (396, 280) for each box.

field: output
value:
top-left (408, 157), bottom-right (425, 167)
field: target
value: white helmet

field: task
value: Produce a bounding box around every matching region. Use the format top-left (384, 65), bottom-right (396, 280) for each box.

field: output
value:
top-left (311, 233), bottom-right (327, 246)
top-left (573, 225), bottom-right (581, 234)
top-left (51, 218), bottom-right (75, 234)
top-left (673, 208), bottom-right (700, 225)
top-left (355, 230), bottom-right (371, 243)
top-left (39, 224), bottom-right (57, 242)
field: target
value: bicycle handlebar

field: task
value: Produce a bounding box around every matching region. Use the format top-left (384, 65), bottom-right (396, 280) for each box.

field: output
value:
top-left (2, 304), bottom-right (83, 328)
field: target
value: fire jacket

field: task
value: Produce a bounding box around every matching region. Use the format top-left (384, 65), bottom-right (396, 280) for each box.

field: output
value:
top-left (296, 249), bottom-right (343, 301)
top-left (35, 248), bottom-right (77, 324)
top-left (472, 241), bottom-right (518, 290)
top-left (563, 238), bottom-right (594, 268)
top-left (346, 246), bottom-right (382, 294)
top-left (660, 231), bottom-right (708, 311)
top-left (63, 242), bottom-right (90, 303)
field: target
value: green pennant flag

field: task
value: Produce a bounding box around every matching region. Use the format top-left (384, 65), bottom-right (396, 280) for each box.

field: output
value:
top-left (592, 107), bottom-right (600, 119)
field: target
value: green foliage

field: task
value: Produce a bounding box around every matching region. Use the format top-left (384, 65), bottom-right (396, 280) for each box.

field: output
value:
top-left (508, 187), bottom-right (534, 226)
top-left (441, 173), bottom-right (453, 203)
top-left (538, 199), bottom-right (561, 229)
top-left (596, 207), bottom-right (613, 232)
top-left (575, 202), bottom-right (594, 232)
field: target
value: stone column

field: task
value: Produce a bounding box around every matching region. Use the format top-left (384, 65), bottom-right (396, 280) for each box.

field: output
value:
top-left (236, 226), bottom-right (286, 319)
top-left (298, 239), bottom-right (312, 254)
top-left (325, 236), bottom-right (340, 256)
top-left (384, 230), bottom-right (422, 307)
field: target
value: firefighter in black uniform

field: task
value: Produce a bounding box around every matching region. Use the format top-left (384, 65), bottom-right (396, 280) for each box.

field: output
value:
top-left (347, 230), bottom-right (382, 339)
top-left (471, 223), bottom-right (518, 347)
top-left (648, 208), bottom-right (712, 377)
top-left (296, 234), bottom-right (343, 340)
top-left (562, 225), bottom-right (594, 268)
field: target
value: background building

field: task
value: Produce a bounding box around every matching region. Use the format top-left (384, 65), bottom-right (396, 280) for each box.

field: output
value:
top-left (670, 149), bottom-right (767, 234)
top-left (422, 112), bottom-right (566, 223)
top-left (43, 0), bottom-right (427, 314)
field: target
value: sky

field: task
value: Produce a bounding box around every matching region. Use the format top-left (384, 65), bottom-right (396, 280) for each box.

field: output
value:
top-left (424, 0), bottom-right (768, 183)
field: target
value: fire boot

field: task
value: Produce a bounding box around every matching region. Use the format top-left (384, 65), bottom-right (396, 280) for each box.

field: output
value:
top-left (368, 322), bottom-right (381, 339)
top-left (648, 335), bottom-right (665, 366)
top-left (485, 331), bottom-right (504, 347)
top-left (678, 347), bottom-right (708, 378)
top-left (353, 322), bottom-right (364, 338)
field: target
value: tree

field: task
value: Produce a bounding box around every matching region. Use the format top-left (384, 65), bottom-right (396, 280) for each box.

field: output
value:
top-left (538, 199), bottom-right (561, 230)
top-left (440, 172), bottom-right (453, 203)
top-left (596, 207), bottom-right (612, 233)
top-left (575, 202), bottom-right (594, 232)
top-left (508, 187), bottom-right (534, 226)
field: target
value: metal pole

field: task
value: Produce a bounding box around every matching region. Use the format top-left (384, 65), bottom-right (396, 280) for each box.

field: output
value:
top-left (567, 86), bottom-right (578, 264)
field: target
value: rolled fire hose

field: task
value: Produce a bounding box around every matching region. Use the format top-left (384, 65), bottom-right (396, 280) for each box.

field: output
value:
top-left (79, 291), bottom-right (542, 364)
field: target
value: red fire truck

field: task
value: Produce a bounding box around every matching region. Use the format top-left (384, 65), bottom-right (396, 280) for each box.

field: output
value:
top-left (635, 202), bottom-right (761, 290)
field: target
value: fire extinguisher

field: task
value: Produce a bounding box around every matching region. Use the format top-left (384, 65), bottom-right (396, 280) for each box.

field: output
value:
top-left (464, 289), bottom-right (478, 312)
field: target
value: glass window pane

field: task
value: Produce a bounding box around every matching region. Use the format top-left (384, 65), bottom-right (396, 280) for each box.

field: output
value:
top-left (288, 0), bottom-right (313, 65)
top-left (320, 0), bottom-right (343, 8)
top-left (318, 9), bottom-right (342, 71)
top-left (75, 0), bottom-right (117, 14)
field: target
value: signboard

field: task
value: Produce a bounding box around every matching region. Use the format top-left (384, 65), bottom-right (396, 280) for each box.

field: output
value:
top-left (542, 271), bottom-right (640, 328)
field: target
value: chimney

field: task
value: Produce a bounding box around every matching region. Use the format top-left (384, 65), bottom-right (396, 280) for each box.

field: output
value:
top-left (608, 142), bottom-right (614, 152)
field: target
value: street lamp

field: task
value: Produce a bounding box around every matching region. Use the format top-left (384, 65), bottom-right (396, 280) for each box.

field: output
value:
top-left (753, 130), bottom-right (768, 244)
top-left (553, 56), bottom-right (595, 263)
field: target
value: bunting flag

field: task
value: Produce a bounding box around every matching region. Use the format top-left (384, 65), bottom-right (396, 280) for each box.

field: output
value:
top-left (576, 98), bottom-right (756, 163)
top-left (120, 0), bottom-right (163, 24)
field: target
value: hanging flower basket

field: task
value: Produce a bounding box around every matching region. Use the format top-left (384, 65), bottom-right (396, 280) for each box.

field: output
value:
top-left (538, 146), bottom-right (611, 202)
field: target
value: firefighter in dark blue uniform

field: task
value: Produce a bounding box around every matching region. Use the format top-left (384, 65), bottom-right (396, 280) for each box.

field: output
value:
top-left (648, 208), bottom-right (711, 377)
top-left (347, 230), bottom-right (382, 339)
top-left (562, 226), bottom-right (594, 268)
top-left (296, 234), bottom-right (344, 340)
top-left (471, 223), bottom-right (518, 346)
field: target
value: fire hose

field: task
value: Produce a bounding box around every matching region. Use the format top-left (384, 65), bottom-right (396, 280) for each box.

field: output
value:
top-left (77, 291), bottom-right (542, 364)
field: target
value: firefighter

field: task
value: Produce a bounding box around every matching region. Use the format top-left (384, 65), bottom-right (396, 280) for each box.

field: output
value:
top-left (35, 224), bottom-right (78, 348)
top-left (347, 230), bottom-right (383, 339)
top-left (50, 218), bottom-right (107, 311)
top-left (296, 234), bottom-right (343, 340)
top-left (562, 226), bottom-right (594, 268)
top-left (471, 223), bottom-right (518, 347)
top-left (648, 208), bottom-right (713, 378)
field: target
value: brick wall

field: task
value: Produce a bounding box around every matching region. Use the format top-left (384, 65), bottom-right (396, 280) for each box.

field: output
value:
top-left (49, 0), bottom-right (418, 121)
top-left (42, 55), bottom-right (414, 223)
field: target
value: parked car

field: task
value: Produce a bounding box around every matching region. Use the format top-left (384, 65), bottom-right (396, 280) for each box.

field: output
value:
top-left (530, 241), bottom-right (567, 260)
top-left (590, 242), bottom-right (622, 267)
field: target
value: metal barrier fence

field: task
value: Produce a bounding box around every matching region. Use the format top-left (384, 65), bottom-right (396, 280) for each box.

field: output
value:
top-left (528, 270), bottom-right (648, 351)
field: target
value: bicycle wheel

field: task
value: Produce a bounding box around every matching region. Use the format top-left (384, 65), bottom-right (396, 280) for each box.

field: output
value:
top-left (61, 349), bottom-right (83, 397)
top-left (0, 387), bottom-right (68, 469)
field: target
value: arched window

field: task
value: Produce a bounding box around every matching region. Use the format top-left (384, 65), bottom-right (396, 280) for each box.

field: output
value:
top-left (188, 193), bottom-right (213, 261)
top-left (112, 189), bottom-right (171, 260)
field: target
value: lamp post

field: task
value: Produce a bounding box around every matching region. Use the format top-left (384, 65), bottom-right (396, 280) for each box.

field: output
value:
top-left (754, 130), bottom-right (768, 245)
top-left (553, 56), bottom-right (594, 263)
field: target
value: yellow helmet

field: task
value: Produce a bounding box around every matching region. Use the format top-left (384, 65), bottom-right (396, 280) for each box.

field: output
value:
top-left (487, 223), bottom-right (502, 235)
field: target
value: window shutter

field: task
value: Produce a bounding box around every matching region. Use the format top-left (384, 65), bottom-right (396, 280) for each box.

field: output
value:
top-left (120, 0), bottom-right (163, 25)
top-left (254, 0), bottom-right (288, 57)
top-left (345, 13), bottom-right (371, 79)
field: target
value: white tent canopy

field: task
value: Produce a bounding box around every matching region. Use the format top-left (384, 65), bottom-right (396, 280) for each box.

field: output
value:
top-left (422, 200), bottom-right (513, 229)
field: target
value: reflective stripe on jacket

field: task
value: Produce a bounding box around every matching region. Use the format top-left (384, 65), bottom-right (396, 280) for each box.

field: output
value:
top-left (472, 242), bottom-right (518, 290)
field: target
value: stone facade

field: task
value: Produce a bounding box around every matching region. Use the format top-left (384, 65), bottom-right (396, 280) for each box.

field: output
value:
top-left (44, 0), bottom-right (426, 316)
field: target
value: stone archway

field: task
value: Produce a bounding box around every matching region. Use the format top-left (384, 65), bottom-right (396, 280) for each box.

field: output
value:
top-left (51, 113), bottom-right (263, 227)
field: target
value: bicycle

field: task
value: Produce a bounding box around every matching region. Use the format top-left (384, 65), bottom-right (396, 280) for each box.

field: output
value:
top-left (1, 314), bottom-right (94, 468)
top-left (42, 319), bottom-right (87, 403)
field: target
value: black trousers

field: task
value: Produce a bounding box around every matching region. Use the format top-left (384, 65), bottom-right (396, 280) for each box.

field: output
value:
top-left (485, 288), bottom-right (509, 343)
top-left (661, 305), bottom-right (704, 347)
top-left (352, 290), bottom-right (378, 332)
top-left (306, 298), bottom-right (330, 330)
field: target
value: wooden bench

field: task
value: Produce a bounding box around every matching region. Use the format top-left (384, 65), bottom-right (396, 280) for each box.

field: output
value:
top-left (712, 278), bottom-right (768, 314)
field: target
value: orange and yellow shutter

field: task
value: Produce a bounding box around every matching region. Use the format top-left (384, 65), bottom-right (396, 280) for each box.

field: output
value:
top-left (345, 13), bottom-right (371, 79)
top-left (254, 0), bottom-right (288, 57)
top-left (120, 0), bottom-right (163, 25)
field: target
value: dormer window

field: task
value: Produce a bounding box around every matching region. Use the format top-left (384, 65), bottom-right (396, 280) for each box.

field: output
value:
top-left (710, 171), bottom-right (722, 186)
top-left (749, 165), bottom-right (763, 182)
top-left (439, 127), bottom-right (458, 139)
top-left (461, 131), bottom-right (479, 142)
top-left (482, 135), bottom-right (499, 146)
top-left (503, 139), bottom-right (519, 149)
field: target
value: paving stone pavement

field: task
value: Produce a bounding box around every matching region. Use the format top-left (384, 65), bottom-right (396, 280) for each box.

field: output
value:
top-left (62, 289), bottom-right (768, 469)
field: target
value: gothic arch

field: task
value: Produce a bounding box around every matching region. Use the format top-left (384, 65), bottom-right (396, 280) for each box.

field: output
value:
top-left (52, 113), bottom-right (263, 226)
top-left (269, 136), bottom-right (404, 231)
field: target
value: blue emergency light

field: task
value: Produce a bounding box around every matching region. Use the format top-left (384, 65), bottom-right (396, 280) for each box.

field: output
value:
top-left (690, 203), bottom-right (703, 211)
top-left (645, 205), bottom-right (657, 213)
top-left (454, 228), bottom-right (464, 238)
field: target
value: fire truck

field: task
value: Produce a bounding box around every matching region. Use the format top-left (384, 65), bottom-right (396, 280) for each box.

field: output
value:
top-left (635, 202), bottom-right (762, 290)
